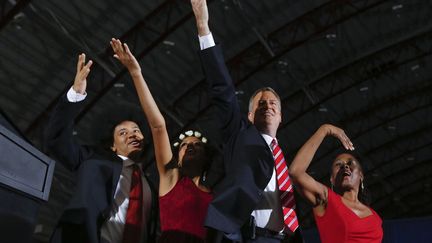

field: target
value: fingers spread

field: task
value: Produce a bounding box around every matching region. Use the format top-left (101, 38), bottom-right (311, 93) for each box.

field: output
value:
top-left (111, 38), bottom-right (128, 59)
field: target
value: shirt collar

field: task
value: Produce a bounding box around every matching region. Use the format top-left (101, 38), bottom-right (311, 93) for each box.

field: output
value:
top-left (117, 154), bottom-right (138, 168)
top-left (261, 133), bottom-right (276, 147)
top-left (117, 154), bottom-right (128, 161)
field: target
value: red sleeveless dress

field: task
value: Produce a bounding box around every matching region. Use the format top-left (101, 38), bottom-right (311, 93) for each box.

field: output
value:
top-left (315, 188), bottom-right (383, 243)
top-left (159, 177), bottom-right (213, 242)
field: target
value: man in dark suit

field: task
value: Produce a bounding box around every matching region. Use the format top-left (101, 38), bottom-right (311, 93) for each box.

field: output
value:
top-left (45, 53), bottom-right (158, 243)
top-left (191, 1), bottom-right (303, 242)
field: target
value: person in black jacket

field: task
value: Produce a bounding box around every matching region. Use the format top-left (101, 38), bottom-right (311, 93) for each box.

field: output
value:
top-left (46, 50), bottom-right (158, 243)
top-left (191, 0), bottom-right (304, 242)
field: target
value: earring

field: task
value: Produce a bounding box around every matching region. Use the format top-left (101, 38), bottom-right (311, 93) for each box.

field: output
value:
top-left (361, 179), bottom-right (364, 190)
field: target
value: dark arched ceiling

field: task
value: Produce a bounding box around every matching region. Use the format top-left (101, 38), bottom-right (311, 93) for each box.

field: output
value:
top-left (1, 0), bottom-right (431, 241)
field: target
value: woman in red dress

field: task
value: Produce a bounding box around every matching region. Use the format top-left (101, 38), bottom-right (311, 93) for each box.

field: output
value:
top-left (289, 124), bottom-right (383, 243)
top-left (110, 38), bottom-right (219, 242)
top-left (157, 130), bottom-right (216, 242)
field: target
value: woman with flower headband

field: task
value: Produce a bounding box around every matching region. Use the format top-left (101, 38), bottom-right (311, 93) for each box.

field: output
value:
top-left (110, 38), bottom-right (220, 243)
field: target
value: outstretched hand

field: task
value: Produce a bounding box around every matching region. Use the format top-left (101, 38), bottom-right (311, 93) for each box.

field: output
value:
top-left (73, 53), bottom-right (93, 94)
top-left (321, 124), bottom-right (355, 151)
top-left (191, 0), bottom-right (210, 36)
top-left (110, 38), bottom-right (141, 74)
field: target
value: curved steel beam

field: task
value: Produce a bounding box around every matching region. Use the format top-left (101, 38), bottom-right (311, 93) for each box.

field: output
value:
top-left (173, 0), bottom-right (390, 136)
top-left (372, 158), bottom-right (432, 207)
top-left (279, 28), bottom-right (432, 131)
top-left (304, 80), bottom-right (432, 171)
top-left (0, 0), bottom-right (30, 30)
top-left (317, 125), bottom-right (432, 182)
top-left (74, 0), bottom-right (216, 124)
top-left (25, 0), bottom-right (208, 133)
top-left (172, 0), bottom-right (387, 106)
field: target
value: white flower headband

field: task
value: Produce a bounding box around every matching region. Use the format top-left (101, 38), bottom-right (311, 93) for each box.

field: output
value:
top-left (173, 130), bottom-right (207, 147)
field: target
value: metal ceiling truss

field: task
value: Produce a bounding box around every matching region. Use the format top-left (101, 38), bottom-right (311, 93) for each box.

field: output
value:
top-left (397, 184), bottom-right (432, 218)
top-left (310, 96), bottom-right (431, 182)
top-left (173, 0), bottom-right (388, 106)
top-left (308, 79), bottom-right (432, 175)
top-left (296, 82), bottom-right (431, 226)
top-left (171, 0), bottom-right (388, 133)
top-left (74, 0), bottom-right (211, 127)
top-left (366, 126), bottom-right (432, 178)
top-left (279, 26), bottom-right (432, 132)
top-left (300, 100), bottom-right (432, 213)
top-left (225, 0), bottom-right (388, 86)
top-left (361, 125), bottom-right (432, 208)
top-left (20, 4), bottom-right (121, 143)
top-left (0, 0), bottom-right (30, 30)
top-left (373, 158), bottom-right (432, 211)
top-left (378, 172), bottom-right (432, 218)
top-left (25, 0), bottom-right (202, 138)
top-left (299, 133), bottom-right (432, 226)
top-left (270, 29), bottom-right (432, 172)
top-left (175, 0), bottom-right (431, 132)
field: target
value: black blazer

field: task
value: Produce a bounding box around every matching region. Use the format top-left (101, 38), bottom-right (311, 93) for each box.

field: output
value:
top-left (45, 95), bottom-right (158, 243)
top-left (199, 45), bottom-right (278, 233)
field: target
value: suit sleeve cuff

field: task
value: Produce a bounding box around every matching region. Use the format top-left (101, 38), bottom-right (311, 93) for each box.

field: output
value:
top-left (199, 32), bottom-right (216, 50)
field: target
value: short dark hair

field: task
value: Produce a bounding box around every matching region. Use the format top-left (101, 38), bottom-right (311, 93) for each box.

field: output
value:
top-left (97, 117), bottom-right (150, 150)
top-left (92, 102), bottom-right (149, 149)
top-left (105, 119), bottom-right (142, 147)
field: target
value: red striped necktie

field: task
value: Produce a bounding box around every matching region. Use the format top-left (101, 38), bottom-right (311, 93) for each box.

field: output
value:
top-left (122, 164), bottom-right (143, 243)
top-left (271, 139), bottom-right (299, 233)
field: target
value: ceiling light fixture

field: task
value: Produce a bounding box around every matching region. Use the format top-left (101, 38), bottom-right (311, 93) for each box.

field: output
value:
top-left (386, 125), bottom-right (397, 130)
top-left (162, 40), bottom-right (175, 46)
top-left (359, 86), bottom-right (369, 92)
top-left (318, 106), bottom-right (328, 112)
top-left (392, 4), bottom-right (403, 11)
top-left (410, 64), bottom-right (420, 71)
